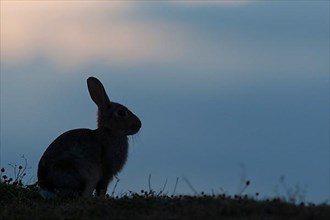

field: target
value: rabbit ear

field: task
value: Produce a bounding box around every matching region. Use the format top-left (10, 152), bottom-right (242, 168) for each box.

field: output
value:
top-left (87, 77), bottom-right (111, 108)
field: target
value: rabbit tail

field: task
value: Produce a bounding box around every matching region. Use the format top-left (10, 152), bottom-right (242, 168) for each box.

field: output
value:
top-left (38, 159), bottom-right (100, 198)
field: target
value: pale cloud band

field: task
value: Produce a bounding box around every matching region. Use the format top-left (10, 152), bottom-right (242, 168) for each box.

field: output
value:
top-left (1, 1), bottom-right (325, 77)
top-left (1, 1), bottom-right (199, 69)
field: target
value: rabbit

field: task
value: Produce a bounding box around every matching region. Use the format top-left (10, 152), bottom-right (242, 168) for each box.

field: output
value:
top-left (37, 76), bottom-right (141, 198)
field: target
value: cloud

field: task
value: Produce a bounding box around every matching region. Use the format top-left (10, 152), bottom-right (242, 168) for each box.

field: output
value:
top-left (1, 1), bottom-right (326, 78)
top-left (172, 0), bottom-right (252, 7)
top-left (1, 1), bottom-right (194, 69)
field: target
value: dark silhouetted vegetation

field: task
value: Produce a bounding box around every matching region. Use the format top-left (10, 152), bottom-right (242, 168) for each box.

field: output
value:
top-left (1, 160), bottom-right (329, 219)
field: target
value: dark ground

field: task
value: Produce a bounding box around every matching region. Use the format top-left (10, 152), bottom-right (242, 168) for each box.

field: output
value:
top-left (0, 182), bottom-right (329, 220)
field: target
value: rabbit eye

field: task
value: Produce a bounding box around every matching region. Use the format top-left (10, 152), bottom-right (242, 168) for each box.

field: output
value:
top-left (117, 109), bottom-right (127, 117)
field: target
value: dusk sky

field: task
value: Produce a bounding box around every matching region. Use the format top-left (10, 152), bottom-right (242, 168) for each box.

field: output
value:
top-left (1, 1), bottom-right (329, 204)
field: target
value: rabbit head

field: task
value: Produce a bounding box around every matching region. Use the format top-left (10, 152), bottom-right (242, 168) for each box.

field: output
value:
top-left (87, 77), bottom-right (141, 135)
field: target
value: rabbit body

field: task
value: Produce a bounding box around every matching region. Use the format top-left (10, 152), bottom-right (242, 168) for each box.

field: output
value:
top-left (38, 77), bottom-right (141, 198)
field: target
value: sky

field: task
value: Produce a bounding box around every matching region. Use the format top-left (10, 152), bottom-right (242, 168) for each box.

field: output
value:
top-left (0, 1), bottom-right (329, 204)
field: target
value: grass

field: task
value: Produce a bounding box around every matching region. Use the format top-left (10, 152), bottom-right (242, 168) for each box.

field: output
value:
top-left (1, 161), bottom-right (329, 220)
top-left (1, 180), bottom-right (329, 219)
top-left (1, 183), bottom-right (330, 220)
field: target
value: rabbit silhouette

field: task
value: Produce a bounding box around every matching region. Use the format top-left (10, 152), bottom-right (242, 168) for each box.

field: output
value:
top-left (38, 77), bottom-right (141, 198)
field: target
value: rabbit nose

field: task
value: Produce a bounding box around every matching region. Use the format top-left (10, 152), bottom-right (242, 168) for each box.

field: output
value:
top-left (136, 118), bottom-right (142, 129)
top-left (127, 118), bottom-right (141, 135)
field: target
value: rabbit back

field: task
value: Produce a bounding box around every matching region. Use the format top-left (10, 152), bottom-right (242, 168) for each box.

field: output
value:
top-left (38, 128), bottom-right (103, 196)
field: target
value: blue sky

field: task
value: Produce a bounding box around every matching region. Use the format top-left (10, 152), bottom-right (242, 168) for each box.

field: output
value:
top-left (1, 1), bottom-right (329, 203)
